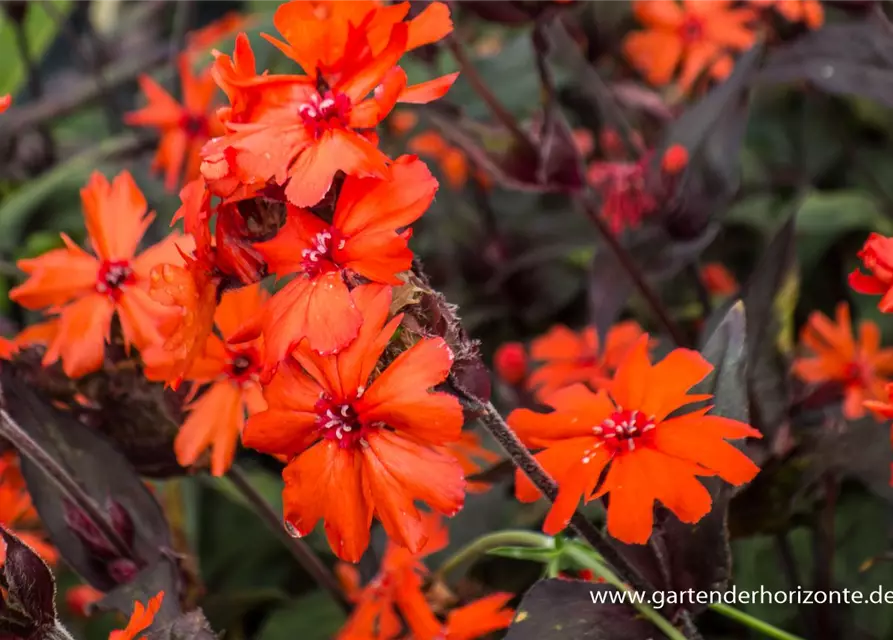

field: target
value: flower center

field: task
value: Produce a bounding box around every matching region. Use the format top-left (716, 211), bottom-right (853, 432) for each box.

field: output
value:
top-left (300, 228), bottom-right (346, 277)
top-left (592, 162), bottom-right (655, 233)
top-left (843, 360), bottom-right (871, 389)
top-left (298, 91), bottom-right (352, 138)
top-left (678, 15), bottom-right (705, 44)
top-left (179, 112), bottom-right (210, 140)
top-left (315, 393), bottom-right (370, 449)
top-left (95, 260), bottom-right (135, 300)
top-left (595, 408), bottom-right (656, 453)
top-left (225, 347), bottom-right (260, 383)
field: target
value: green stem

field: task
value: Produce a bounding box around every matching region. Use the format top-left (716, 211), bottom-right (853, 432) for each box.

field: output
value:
top-left (564, 545), bottom-right (689, 640)
top-left (435, 530), bottom-right (553, 582)
top-left (709, 603), bottom-right (806, 640)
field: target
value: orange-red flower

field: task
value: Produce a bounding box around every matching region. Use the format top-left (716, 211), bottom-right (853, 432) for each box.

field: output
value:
top-left (110, 591), bottom-right (164, 640)
top-left (125, 57), bottom-right (222, 191)
top-left (863, 382), bottom-right (893, 486)
top-left (793, 302), bottom-right (893, 420)
top-left (446, 431), bottom-right (500, 494)
top-left (242, 284), bottom-right (465, 561)
top-left (147, 258), bottom-right (217, 390)
top-left (442, 594), bottom-right (515, 640)
top-left (623, 0), bottom-right (757, 94)
top-left (0, 318), bottom-right (59, 360)
top-left (527, 322), bottom-right (646, 401)
top-left (66, 584), bottom-right (104, 617)
top-left (185, 11), bottom-right (252, 58)
top-left (701, 262), bottom-right (738, 297)
top-left (337, 514), bottom-right (513, 640)
top-left (9, 171), bottom-right (191, 378)
top-left (234, 155), bottom-right (437, 370)
top-left (850, 233), bottom-right (893, 313)
top-left (408, 131), bottom-right (487, 190)
top-left (510, 335), bottom-right (761, 543)
top-left (203, 9), bottom-right (455, 208)
top-left (0, 452), bottom-right (57, 566)
top-left (751, 0), bottom-right (823, 28)
top-left (264, 1), bottom-right (456, 101)
top-left (144, 284), bottom-right (268, 476)
top-left (0, 94), bottom-right (10, 113)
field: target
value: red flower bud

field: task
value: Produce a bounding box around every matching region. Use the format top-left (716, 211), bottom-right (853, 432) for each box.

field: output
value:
top-left (494, 342), bottom-right (528, 385)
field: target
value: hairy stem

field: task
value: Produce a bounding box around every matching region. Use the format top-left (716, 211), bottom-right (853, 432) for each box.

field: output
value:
top-left (0, 409), bottom-right (132, 559)
top-left (227, 465), bottom-right (351, 614)
top-left (448, 380), bottom-right (653, 596)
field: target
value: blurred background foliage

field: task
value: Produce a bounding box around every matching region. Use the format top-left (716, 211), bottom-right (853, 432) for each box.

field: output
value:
top-left (3, 1), bottom-right (893, 638)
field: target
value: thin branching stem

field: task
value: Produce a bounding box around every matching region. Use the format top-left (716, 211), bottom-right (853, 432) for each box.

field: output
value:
top-left (227, 465), bottom-right (351, 614)
top-left (578, 191), bottom-right (690, 346)
top-left (444, 34), bottom-right (535, 155)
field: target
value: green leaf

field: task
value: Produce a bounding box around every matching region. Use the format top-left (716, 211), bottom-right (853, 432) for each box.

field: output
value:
top-left (257, 591), bottom-right (347, 640)
top-left (0, 135), bottom-right (143, 253)
top-left (0, 2), bottom-right (72, 96)
top-left (796, 190), bottom-right (893, 273)
top-left (488, 546), bottom-right (561, 563)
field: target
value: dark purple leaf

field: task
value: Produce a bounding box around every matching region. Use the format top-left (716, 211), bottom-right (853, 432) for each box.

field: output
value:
top-left (0, 527), bottom-right (56, 627)
top-left (100, 560), bottom-right (181, 625)
top-left (0, 363), bottom-right (180, 619)
top-left (659, 44), bottom-right (763, 235)
top-left (758, 18), bottom-right (893, 108)
top-left (504, 579), bottom-right (672, 640)
top-left (741, 215), bottom-right (798, 442)
top-left (588, 225), bottom-right (717, 342)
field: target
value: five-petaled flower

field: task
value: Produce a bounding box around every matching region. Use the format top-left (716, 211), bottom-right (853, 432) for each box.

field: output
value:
top-left (509, 335), bottom-right (761, 544)
top-left (243, 284), bottom-right (466, 561)
top-left (623, 0), bottom-right (757, 94)
top-left (336, 513), bottom-right (514, 639)
top-left (850, 233), bottom-right (893, 313)
top-left (110, 591), bottom-right (164, 640)
top-left (144, 284), bottom-right (268, 476)
top-left (793, 302), bottom-right (893, 420)
top-left (233, 155), bottom-right (437, 370)
top-left (126, 57), bottom-right (222, 191)
top-left (9, 171), bottom-right (191, 378)
top-left (527, 322), bottom-right (646, 401)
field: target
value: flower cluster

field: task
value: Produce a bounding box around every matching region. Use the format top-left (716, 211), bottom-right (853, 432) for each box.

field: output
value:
top-left (623, 0), bottom-right (823, 97)
top-left (337, 514), bottom-right (514, 640)
top-left (134, 0), bottom-right (468, 565)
